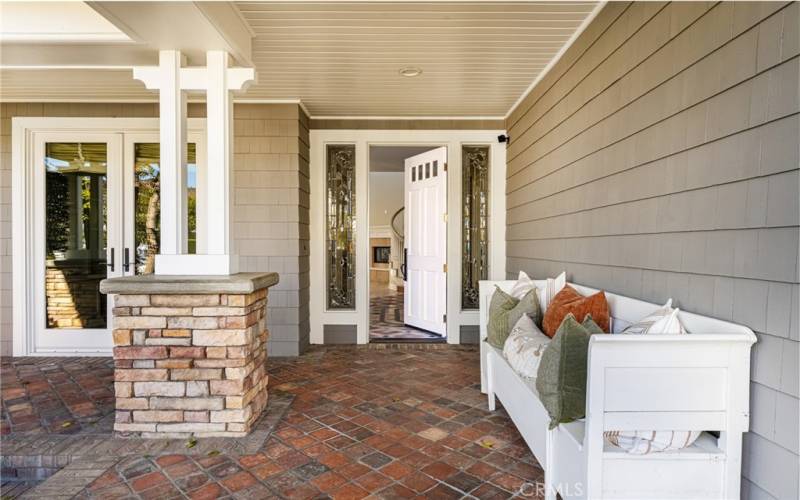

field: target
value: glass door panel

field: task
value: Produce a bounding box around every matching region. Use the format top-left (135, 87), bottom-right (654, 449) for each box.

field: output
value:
top-left (44, 143), bottom-right (108, 329)
top-left (131, 142), bottom-right (198, 275)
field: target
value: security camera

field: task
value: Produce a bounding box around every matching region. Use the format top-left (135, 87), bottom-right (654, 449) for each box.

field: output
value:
top-left (498, 134), bottom-right (510, 143)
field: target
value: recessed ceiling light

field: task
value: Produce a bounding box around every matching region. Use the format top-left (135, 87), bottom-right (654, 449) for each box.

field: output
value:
top-left (399, 66), bottom-right (422, 78)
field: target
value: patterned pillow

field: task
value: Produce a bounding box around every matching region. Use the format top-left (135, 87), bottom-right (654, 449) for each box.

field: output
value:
top-left (542, 285), bottom-right (610, 337)
top-left (606, 301), bottom-right (697, 454)
top-left (503, 315), bottom-right (550, 379)
top-left (508, 271), bottom-right (566, 314)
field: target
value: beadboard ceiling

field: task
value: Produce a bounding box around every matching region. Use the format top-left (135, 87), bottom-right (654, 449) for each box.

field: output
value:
top-left (0, 1), bottom-right (600, 118)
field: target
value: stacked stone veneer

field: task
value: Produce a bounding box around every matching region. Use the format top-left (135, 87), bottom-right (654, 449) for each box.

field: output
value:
top-left (111, 289), bottom-right (269, 438)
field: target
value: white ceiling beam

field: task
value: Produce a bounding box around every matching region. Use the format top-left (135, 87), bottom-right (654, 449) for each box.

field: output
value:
top-left (0, 43), bottom-right (157, 69)
top-left (87, 1), bottom-right (253, 66)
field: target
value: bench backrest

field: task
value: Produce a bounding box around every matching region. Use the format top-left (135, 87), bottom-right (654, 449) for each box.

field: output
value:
top-left (478, 279), bottom-right (757, 340)
top-left (478, 278), bottom-right (756, 433)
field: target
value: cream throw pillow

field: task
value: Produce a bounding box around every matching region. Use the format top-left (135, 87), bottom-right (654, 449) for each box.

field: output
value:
top-left (620, 299), bottom-right (687, 335)
top-left (502, 315), bottom-right (550, 379)
top-left (508, 271), bottom-right (566, 312)
top-left (606, 300), bottom-right (697, 454)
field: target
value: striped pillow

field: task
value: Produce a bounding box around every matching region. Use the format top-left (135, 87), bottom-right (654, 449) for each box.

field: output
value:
top-left (606, 300), bottom-right (697, 454)
top-left (605, 430), bottom-right (702, 455)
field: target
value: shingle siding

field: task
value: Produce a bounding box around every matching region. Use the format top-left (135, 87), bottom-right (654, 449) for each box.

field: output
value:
top-left (505, 2), bottom-right (799, 498)
top-left (233, 103), bottom-right (310, 357)
top-left (0, 102), bottom-right (309, 358)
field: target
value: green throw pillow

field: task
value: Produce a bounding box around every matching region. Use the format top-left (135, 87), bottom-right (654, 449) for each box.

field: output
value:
top-left (486, 287), bottom-right (541, 349)
top-left (535, 313), bottom-right (603, 429)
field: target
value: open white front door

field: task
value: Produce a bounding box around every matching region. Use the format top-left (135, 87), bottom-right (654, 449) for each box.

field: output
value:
top-left (403, 147), bottom-right (447, 335)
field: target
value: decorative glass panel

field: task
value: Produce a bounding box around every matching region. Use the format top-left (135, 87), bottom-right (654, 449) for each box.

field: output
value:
top-left (462, 146), bottom-right (489, 309)
top-left (326, 144), bottom-right (356, 309)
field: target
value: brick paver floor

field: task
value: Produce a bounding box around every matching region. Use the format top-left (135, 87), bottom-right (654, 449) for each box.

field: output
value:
top-left (1, 357), bottom-right (115, 436)
top-left (3, 346), bottom-right (544, 499)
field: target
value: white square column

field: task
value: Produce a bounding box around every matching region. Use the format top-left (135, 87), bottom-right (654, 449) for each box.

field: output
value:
top-left (134, 50), bottom-right (189, 257)
top-left (205, 51), bottom-right (234, 259)
top-left (133, 50), bottom-right (254, 275)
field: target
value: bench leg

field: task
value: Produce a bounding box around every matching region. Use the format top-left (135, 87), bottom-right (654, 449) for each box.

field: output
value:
top-left (544, 428), bottom-right (557, 500)
top-left (486, 352), bottom-right (496, 411)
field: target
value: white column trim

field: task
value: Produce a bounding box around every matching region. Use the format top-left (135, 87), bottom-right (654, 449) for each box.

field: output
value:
top-left (133, 50), bottom-right (254, 275)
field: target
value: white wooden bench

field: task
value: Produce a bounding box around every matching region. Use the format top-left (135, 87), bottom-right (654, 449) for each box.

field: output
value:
top-left (479, 280), bottom-right (756, 499)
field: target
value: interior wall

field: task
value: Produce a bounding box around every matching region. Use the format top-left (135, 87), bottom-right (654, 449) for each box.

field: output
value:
top-left (369, 172), bottom-right (404, 229)
top-left (0, 102), bottom-right (309, 357)
top-left (505, 2), bottom-right (799, 498)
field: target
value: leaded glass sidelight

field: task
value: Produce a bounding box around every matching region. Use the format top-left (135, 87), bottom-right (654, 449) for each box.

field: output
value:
top-left (462, 146), bottom-right (489, 309)
top-left (326, 144), bottom-right (356, 309)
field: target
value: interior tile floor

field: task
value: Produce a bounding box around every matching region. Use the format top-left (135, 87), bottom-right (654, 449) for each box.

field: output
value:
top-left (369, 282), bottom-right (443, 342)
top-left (1, 346), bottom-right (544, 499)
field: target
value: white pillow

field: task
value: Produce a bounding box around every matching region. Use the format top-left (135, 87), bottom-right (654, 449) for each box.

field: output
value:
top-left (509, 271), bottom-right (566, 311)
top-left (502, 315), bottom-right (550, 379)
top-left (606, 300), bottom-right (696, 454)
top-left (620, 299), bottom-right (687, 335)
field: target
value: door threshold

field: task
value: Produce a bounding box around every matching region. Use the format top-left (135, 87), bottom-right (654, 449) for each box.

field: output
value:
top-left (369, 337), bottom-right (446, 344)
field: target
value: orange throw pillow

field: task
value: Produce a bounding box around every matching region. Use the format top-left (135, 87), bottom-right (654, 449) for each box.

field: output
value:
top-left (542, 285), bottom-right (610, 337)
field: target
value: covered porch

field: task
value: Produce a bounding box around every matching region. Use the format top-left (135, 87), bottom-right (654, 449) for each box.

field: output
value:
top-left (1, 1), bottom-right (798, 499)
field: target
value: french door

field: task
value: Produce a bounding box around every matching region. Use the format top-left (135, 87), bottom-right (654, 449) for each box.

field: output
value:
top-left (26, 129), bottom-right (204, 354)
top-left (32, 132), bottom-right (123, 353)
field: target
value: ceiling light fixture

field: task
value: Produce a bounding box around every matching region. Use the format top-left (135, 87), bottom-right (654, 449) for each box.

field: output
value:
top-left (399, 66), bottom-right (422, 78)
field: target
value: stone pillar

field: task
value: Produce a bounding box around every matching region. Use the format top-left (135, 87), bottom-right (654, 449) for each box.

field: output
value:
top-left (100, 272), bottom-right (278, 438)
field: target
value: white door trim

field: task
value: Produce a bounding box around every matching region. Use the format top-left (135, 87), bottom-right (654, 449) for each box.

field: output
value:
top-left (309, 129), bottom-right (506, 345)
top-left (11, 117), bottom-right (206, 356)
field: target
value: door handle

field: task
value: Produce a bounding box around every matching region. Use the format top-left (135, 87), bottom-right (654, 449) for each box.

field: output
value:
top-left (123, 248), bottom-right (131, 272)
top-left (107, 247), bottom-right (115, 272)
top-left (401, 248), bottom-right (408, 280)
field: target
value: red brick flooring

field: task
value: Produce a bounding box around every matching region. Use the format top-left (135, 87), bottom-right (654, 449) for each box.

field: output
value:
top-left (4, 347), bottom-right (544, 498)
top-left (1, 357), bottom-right (114, 436)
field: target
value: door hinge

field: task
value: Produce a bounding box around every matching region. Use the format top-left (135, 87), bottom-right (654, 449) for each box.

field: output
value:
top-left (443, 213), bottom-right (448, 222)
top-left (444, 162), bottom-right (448, 172)
top-left (443, 314), bottom-right (447, 323)
top-left (443, 263), bottom-right (447, 273)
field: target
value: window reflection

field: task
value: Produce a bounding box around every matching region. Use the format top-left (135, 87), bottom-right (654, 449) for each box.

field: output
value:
top-left (45, 143), bottom-right (108, 328)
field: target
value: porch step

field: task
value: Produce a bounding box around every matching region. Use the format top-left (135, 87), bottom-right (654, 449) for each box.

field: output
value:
top-left (0, 479), bottom-right (42, 499)
top-left (0, 392), bottom-right (294, 495)
top-left (2, 454), bottom-right (70, 481)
